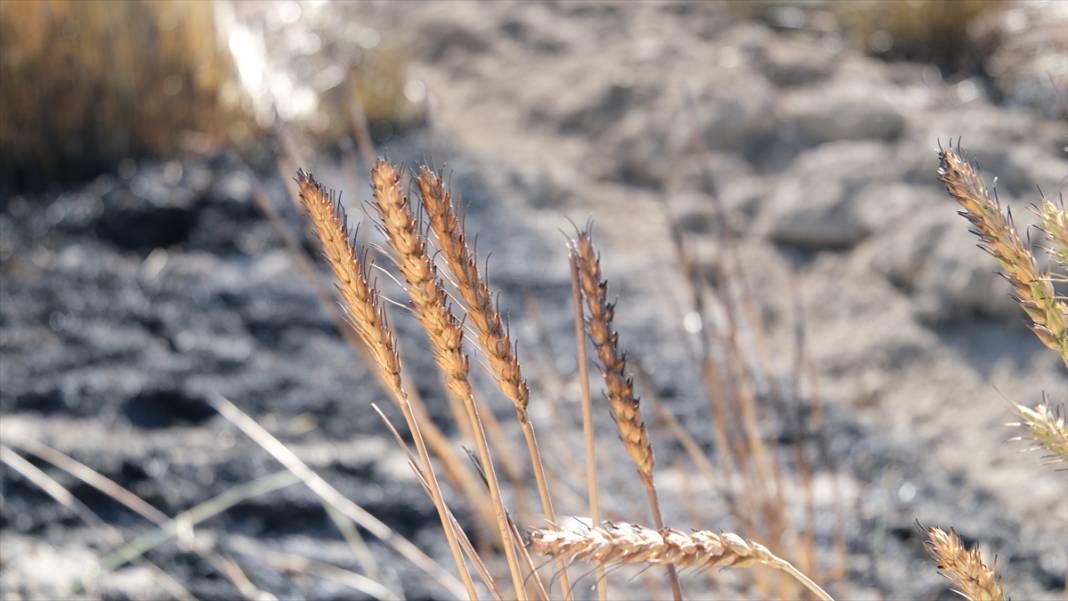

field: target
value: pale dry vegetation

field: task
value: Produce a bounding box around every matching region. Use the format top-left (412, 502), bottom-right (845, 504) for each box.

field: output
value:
top-left (260, 140), bottom-right (1064, 600)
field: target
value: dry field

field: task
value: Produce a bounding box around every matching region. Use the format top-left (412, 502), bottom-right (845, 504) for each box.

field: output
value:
top-left (1, 1), bottom-right (1066, 600)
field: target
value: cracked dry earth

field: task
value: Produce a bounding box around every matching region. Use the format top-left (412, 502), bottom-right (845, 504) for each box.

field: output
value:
top-left (2, 2), bottom-right (1066, 600)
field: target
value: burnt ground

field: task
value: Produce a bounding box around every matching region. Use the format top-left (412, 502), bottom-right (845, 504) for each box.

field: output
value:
top-left (2, 2), bottom-right (1067, 600)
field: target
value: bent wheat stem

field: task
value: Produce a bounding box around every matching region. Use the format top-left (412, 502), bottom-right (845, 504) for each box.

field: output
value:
top-left (528, 521), bottom-right (833, 601)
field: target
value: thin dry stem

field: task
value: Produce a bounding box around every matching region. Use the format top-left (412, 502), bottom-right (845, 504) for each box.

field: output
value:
top-left (370, 160), bottom-right (528, 601)
top-left (0, 445), bottom-right (194, 601)
top-left (938, 145), bottom-right (1068, 365)
top-left (529, 521), bottom-right (833, 601)
top-left (417, 167), bottom-right (573, 600)
top-left (925, 527), bottom-right (1005, 601)
top-left (569, 249), bottom-right (608, 601)
top-left (209, 395), bottom-right (468, 599)
top-left (294, 172), bottom-right (477, 600)
top-left (572, 227), bottom-right (682, 601)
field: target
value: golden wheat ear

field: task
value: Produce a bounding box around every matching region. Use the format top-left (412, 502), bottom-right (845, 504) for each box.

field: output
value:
top-left (368, 159), bottom-right (531, 601)
top-left (924, 526), bottom-right (1005, 601)
top-left (528, 521), bottom-right (834, 601)
top-left (293, 169), bottom-right (480, 600)
top-left (937, 143), bottom-right (1068, 366)
top-left (415, 165), bottom-right (575, 599)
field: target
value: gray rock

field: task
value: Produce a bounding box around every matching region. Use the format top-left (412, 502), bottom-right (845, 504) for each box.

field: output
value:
top-left (780, 77), bottom-right (906, 144)
top-left (761, 142), bottom-right (915, 248)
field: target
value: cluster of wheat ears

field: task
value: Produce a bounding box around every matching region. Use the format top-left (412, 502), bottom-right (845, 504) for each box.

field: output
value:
top-left (269, 140), bottom-right (1068, 601)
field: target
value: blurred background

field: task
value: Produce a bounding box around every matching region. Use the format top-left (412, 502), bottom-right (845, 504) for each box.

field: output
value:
top-left (1, 1), bottom-right (1065, 599)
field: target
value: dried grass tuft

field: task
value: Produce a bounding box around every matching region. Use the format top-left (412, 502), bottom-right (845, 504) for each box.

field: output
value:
top-left (924, 527), bottom-right (1005, 601)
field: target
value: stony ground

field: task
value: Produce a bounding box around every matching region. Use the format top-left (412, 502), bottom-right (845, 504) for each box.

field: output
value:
top-left (2, 2), bottom-right (1066, 600)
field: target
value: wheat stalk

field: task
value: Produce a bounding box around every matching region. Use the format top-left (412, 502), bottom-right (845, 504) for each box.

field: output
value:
top-left (572, 226), bottom-right (683, 601)
top-left (369, 160), bottom-right (529, 600)
top-left (1010, 400), bottom-right (1068, 464)
top-left (528, 521), bottom-right (833, 601)
top-left (295, 170), bottom-right (479, 599)
top-left (937, 144), bottom-right (1068, 366)
top-left (925, 527), bottom-right (1005, 601)
top-left (416, 166), bottom-right (574, 600)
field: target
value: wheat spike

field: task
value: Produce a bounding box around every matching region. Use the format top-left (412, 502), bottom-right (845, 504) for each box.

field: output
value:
top-left (416, 167), bottom-right (530, 416)
top-left (416, 166), bottom-right (574, 599)
top-left (369, 160), bottom-right (529, 600)
top-left (925, 527), bottom-right (1005, 601)
top-left (294, 170), bottom-right (478, 599)
top-left (572, 226), bottom-right (683, 600)
top-left (1011, 401), bottom-right (1068, 464)
top-left (938, 144), bottom-right (1068, 366)
top-left (528, 521), bottom-right (833, 601)
top-left (573, 228), bottom-right (655, 480)
top-left (1037, 197), bottom-right (1068, 272)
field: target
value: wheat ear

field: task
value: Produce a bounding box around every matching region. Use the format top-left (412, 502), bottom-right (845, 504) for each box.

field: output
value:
top-left (1010, 400), bottom-right (1068, 464)
top-left (925, 527), bottom-right (1005, 601)
top-left (369, 160), bottom-right (529, 600)
top-left (529, 521), bottom-right (833, 601)
top-left (572, 227), bottom-right (683, 601)
top-left (416, 167), bottom-right (574, 600)
top-left (1037, 197), bottom-right (1068, 271)
top-left (938, 144), bottom-right (1068, 366)
top-left (294, 171), bottom-right (478, 599)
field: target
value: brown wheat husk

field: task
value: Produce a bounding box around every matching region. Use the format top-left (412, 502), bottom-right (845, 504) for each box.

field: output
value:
top-left (925, 527), bottom-right (1005, 601)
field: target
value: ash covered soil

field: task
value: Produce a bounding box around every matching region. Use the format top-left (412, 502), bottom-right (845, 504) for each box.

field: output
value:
top-left (2, 2), bottom-right (1067, 600)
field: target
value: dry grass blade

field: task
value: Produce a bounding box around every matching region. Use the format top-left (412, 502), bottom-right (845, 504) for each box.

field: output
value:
top-left (938, 144), bottom-right (1068, 365)
top-left (924, 527), bottom-right (1005, 601)
top-left (371, 403), bottom-right (504, 601)
top-left (417, 166), bottom-right (573, 600)
top-left (208, 394), bottom-right (468, 600)
top-left (528, 521), bottom-right (833, 601)
top-left (0, 445), bottom-right (195, 601)
top-left (370, 159), bottom-right (528, 600)
top-left (572, 226), bottom-right (683, 601)
top-left (294, 170), bottom-right (479, 599)
top-left (1010, 400), bottom-right (1068, 464)
top-left (7, 437), bottom-right (280, 600)
top-left (569, 249), bottom-right (608, 601)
